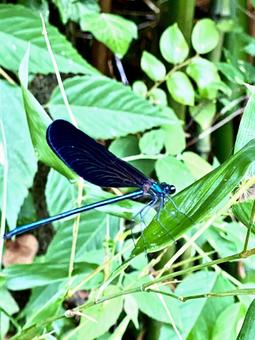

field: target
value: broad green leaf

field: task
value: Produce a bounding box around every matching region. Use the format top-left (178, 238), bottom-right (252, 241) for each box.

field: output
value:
top-left (192, 18), bottom-right (220, 54)
top-left (0, 80), bottom-right (37, 228)
top-left (149, 88), bottom-right (168, 107)
top-left (232, 200), bottom-right (255, 230)
top-left (162, 110), bottom-right (186, 155)
top-left (65, 286), bottom-right (123, 340)
top-left (124, 295), bottom-right (139, 329)
top-left (109, 135), bottom-right (155, 176)
top-left (233, 90), bottom-right (255, 225)
top-left (134, 139), bottom-right (255, 254)
top-left (237, 299), bottom-right (255, 340)
top-left (160, 23), bottom-right (189, 64)
top-left (48, 75), bottom-right (175, 139)
top-left (217, 62), bottom-right (245, 84)
top-left (205, 222), bottom-right (253, 258)
top-left (189, 101), bottom-right (216, 130)
top-left (244, 39), bottom-right (255, 56)
top-left (0, 4), bottom-right (96, 74)
top-left (81, 12), bottom-right (137, 58)
top-left (179, 272), bottom-right (234, 339)
top-left (23, 282), bottom-right (66, 327)
top-left (141, 51), bottom-right (166, 81)
top-left (45, 170), bottom-right (122, 264)
top-left (132, 81), bottom-right (147, 98)
top-left (166, 71), bottom-right (195, 106)
top-left (53, 0), bottom-right (99, 24)
top-left (0, 287), bottom-right (19, 314)
top-left (139, 129), bottom-right (165, 155)
top-left (19, 47), bottom-right (76, 180)
top-left (187, 57), bottom-right (221, 99)
top-left (109, 315), bottom-right (130, 340)
top-left (124, 273), bottom-right (181, 325)
top-left (156, 156), bottom-right (194, 192)
top-left (160, 272), bottom-right (234, 339)
top-left (0, 286), bottom-right (19, 337)
top-left (182, 151), bottom-right (212, 179)
top-left (235, 89), bottom-right (255, 154)
top-left (3, 262), bottom-right (98, 290)
top-left (213, 303), bottom-right (246, 340)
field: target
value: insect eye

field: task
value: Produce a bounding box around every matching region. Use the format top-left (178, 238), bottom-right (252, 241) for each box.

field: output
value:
top-left (168, 185), bottom-right (176, 194)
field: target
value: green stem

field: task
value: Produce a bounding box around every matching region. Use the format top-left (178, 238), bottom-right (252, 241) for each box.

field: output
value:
top-left (148, 288), bottom-right (255, 302)
top-left (243, 199), bottom-right (255, 251)
top-left (147, 57), bottom-right (194, 96)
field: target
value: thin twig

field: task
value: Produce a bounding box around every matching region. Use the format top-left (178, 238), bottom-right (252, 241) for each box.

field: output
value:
top-left (40, 14), bottom-right (76, 126)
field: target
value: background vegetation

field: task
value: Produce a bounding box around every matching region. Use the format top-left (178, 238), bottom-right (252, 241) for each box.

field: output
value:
top-left (1, 0), bottom-right (255, 339)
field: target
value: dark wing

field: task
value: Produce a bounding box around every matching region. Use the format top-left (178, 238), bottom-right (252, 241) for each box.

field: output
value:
top-left (46, 119), bottom-right (148, 188)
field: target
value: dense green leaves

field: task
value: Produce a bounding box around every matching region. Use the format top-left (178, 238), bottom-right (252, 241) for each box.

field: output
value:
top-left (1, 3), bottom-right (255, 339)
top-left (134, 139), bottom-right (255, 254)
top-left (0, 4), bottom-right (96, 75)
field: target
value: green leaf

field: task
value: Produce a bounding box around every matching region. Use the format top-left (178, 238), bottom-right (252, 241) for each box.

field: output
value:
top-left (124, 295), bottom-right (139, 329)
top-left (110, 135), bottom-right (155, 176)
top-left (0, 287), bottom-right (19, 315)
top-left (0, 4), bottom-right (96, 74)
top-left (157, 272), bottom-right (235, 339)
top-left (66, 286), bottom-right (123, 340)
top-left (19, 47), bottom-right (76, 180)
top-left (166, 71), bottom-right (195, 106)
top-left (181, 272), bottom-right (234, 339)
top-left (235, 89), bottom-right (255, 154)
top-left (187, 57), bottom-right (221, 100)
top-left (125, 273), bottom-right (181, 325)
top-left (0, 287), bottom-right (19, 338)
top-left (141, 51), bottom-right (166, 81)
top-left (162, 110), bottom-right (186, 155)
top-left (81, 12), bottom-right (137, 58)
top-left (160, 23), bottom-right (189, 64)
top-left (205, 222), bottom-right (249, 258)
top-left (48, 75), bottom-right (175, 139)
top-left (233, 89), bottom-right (255, 226)
top-left (139, 129), bottom-right (165, 155)
top-left (132, 81), bottom-right (147, 98)
top-left (45, 170), bottom-right (122, 264)
top-left (155, 156), bottom-right (194, 192)
top-left (217, 62), bottom-right (245, 84)
top-left (237, 299), bottom-right (255, 340)
top-left (189, 101), bottom-right (216, 130)
top-left (52, 0), bottom-right (100, 24)
top-left (232, 200), bottom-right (255, 230)
top-left (182, 151), bottom-right (212, 179)
top-left (192, 18), bottom-right (220, 54)
top-left (213, 303), bottom-right (246, 340)
top-left (134, 139), bottom-right (255, 254)
top-left (3, 262), bottom-right (98, 290)
top-left (148, 88), bottom-right (168, 107)
top-left (0, 80), bottom-right (37, 228)
top-left (23, 283), bottom-right (65, 327)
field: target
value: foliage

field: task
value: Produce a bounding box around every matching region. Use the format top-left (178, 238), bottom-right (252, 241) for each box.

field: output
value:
top-left (0, 1), bottom-right (255, 339)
